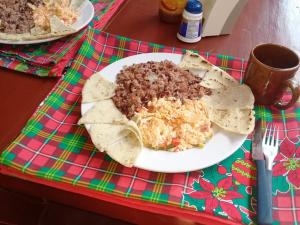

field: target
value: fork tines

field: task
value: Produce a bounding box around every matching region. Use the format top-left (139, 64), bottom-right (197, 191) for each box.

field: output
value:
top-left (262, 124), bottom-right (279, 170)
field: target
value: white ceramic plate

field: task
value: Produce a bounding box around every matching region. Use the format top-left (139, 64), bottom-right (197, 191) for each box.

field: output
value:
top-left (81, 53), bottom-right (247, 173)
top-left (0, 0), bottom-right (94, 45)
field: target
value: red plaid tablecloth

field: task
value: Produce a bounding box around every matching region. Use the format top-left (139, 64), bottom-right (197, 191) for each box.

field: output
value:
top-left (1, 28), bottom-right (299, 225)
top-left (0, 0), bottom-right (124, 77)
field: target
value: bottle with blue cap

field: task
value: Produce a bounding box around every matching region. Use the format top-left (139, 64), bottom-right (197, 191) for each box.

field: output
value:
top-left (177, 0), bottom-right (203, 43)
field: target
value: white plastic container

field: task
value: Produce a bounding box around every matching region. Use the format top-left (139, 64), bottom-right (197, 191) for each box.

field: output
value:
top-left (177, 0), bottom-right (203, 43)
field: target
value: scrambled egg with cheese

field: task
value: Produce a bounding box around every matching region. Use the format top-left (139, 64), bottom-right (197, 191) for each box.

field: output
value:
top-left (29, 0), bottom-right (77, 31)
top-left (133, 97), bottom-right (213, 151)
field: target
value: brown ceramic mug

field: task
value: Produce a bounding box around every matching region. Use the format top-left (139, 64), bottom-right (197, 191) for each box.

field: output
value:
top-left (244, 43), bottom-right (300, 110)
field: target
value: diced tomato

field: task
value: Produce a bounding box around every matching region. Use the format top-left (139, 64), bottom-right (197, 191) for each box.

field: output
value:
top-left (171, 138), bottom-right (180, 147)
top-left (200, 125), bottom-right (209, 132)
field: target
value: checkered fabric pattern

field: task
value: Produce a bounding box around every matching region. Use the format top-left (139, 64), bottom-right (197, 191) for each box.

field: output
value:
top-left (273, 189), bottom-right (300, 225)
top-left (0, 0), bottom-right (124, 77)
top-left (1, 28), bottom-right (299, 225)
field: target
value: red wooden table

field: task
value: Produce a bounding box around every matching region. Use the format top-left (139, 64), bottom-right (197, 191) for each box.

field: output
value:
top-left (1, 0), bottom-right (299, 224)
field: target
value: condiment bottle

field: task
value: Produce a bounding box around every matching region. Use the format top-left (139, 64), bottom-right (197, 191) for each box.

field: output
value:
top-left (159, 0), bottom-right (187, 23)
top-left (177, 0), bottom-right (203, 43)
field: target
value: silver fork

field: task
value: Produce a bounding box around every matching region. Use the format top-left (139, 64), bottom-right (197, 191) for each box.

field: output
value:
top-left (262, 124), bottom-right (279, 171)
top-left (257, 124), bottom-right (279, 225)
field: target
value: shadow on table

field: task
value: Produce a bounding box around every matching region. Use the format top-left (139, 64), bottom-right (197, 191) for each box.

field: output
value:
top-left (0, 187), bottom-right (133, 225)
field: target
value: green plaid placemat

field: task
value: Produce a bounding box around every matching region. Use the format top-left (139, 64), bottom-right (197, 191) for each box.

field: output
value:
top-left (1, 28), bottom-right (299, 225)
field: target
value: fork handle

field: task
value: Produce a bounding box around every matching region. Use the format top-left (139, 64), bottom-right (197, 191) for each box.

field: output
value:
top-left (256, 160), bottom-right (273, 225)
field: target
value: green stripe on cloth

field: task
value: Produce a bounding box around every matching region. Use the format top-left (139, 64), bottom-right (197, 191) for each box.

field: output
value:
top-left (1, 28), bottom-right (299, 225)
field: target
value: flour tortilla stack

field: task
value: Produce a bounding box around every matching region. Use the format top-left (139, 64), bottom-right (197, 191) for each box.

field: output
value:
top-left (207, 107), bottom-right (255, 135)
top-left (89, 124), bottom-right (142, 167)
top-left (202, 85), bottom-right (254, 110)
top-left (78, 99), bottom-right (127, 124)
top-left (200, 68), bottom-right (240, 89)
top-left (180, 51), bottom-right (255, 135)
top-left (204, 85), bottom-right (255, 135)
top-left (0, 28), bottom-right (73, 41)
top-left (124, 120), bottom-right (143, 144)
top-left (82, 74), bottom-right (116, 103)
top-left (179, 50), bottom-right (214, 72)
top-left (79, 81), bottom-right (142, 167)
top-left (179, 51), bottom-right (239, 89)
top-left (78, 99), bottom-right (145, 132)
top-left (78, 100), bottom-right (142, 167)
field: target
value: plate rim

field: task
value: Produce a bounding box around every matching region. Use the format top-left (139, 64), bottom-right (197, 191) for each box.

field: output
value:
top-left (81, 52), bottom-right (248, 173)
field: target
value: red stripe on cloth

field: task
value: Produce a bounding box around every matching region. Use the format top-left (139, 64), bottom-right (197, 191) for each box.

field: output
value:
top-left (93, 0), bottom-right (126, 29)
top-left (49, 33), bottom-right (86, 76)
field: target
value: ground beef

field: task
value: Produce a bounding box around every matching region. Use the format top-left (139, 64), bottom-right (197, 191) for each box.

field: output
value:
top-left (0, 0), bottom-right (43, 34)
top-left (112, 60), bottom-right (211, 118)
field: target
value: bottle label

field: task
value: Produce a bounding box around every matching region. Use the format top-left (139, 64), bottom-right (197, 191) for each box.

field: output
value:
top-left (179, 19), bottom-right (202, 39)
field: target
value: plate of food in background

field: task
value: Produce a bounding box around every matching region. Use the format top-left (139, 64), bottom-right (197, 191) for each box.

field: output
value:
top-left (79, 51), bottom-right (255, 173)
top-left (0, 0), bottom-right (94, 44)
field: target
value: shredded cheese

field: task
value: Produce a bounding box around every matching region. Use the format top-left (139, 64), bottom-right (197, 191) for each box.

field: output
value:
top-left (133, 97), bottom-right (213, 151)
top-left (29, 0), bottom-right (77, 31)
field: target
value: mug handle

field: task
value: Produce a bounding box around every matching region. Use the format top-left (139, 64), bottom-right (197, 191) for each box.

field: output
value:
top-left (274, 80), bottom-right (300, 110)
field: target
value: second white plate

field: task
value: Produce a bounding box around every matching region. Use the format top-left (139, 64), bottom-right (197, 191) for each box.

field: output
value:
top-left (0, 0), bottom-right (94, 45)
